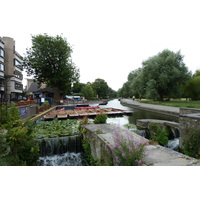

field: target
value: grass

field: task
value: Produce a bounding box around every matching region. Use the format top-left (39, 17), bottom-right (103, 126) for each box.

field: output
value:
top-left (139, 99), bottom-right (200, 109)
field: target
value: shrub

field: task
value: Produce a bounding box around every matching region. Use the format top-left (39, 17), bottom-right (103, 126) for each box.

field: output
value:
top-left (111, 128), bottom-right (148, 166)
top-left (94, 113), bottom-right (107, 124)
top-left (42, 101), bottom-right (49, 107)
top-left (182, 130), bottom-right (200, 158)
top-left (148, 123), bottom-right (169, 146)
top-left (0, 104), bottom-right (40, 166)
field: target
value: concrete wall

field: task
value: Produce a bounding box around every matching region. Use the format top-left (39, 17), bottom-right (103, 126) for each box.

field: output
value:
top-left (18, 105), bottom-right (36, 120)
top-left (179, 108), bottom-right (200, 148)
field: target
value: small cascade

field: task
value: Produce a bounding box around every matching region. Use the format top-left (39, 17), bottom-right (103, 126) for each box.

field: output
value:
top-left (166, 127), bottom-right (180, 151)
top-left (166, 138), bottom-right (179, 151)
top-left (38, 152), bottom-right (88, 166)
top-left (37, 135), bottom-right (88, 166)
top-left (37, 135), bottom-right (83, 157)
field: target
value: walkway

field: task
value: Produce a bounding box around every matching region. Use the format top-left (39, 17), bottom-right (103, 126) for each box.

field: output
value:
top-left (82, 124), bottom-right (200, 166)
top-left (120, 99), bottom-right (179, 117)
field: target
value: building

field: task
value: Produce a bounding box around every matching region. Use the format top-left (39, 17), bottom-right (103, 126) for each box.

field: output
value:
top-left (0, 36), bottom-right (23, 103)
top-left (0, 37), bottom-right (5, 102)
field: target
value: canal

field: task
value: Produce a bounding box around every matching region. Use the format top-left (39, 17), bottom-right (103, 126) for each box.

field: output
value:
top-left (101, 99), bottom-right (178, 127)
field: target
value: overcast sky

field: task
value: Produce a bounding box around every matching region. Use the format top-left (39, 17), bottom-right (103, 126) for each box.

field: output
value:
top-left (1, 0), bottom-right (200, 91)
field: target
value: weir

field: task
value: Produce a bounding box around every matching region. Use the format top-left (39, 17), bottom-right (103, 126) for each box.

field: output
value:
top-left (37, 135), bottom-right (88, 166)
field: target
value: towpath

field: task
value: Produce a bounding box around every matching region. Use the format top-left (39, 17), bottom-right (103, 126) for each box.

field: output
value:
top-left (120, 99), bottom-right (179, 117)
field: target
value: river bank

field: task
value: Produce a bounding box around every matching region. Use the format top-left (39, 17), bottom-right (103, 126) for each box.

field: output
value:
top-left (120, 99), bottom-right (179, 117)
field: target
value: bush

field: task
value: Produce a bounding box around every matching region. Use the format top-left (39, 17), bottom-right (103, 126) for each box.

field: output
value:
top-left (0, 104), bottom-right (40, 166)
top-left (182, 130), bottom-right (200, 158)
top-left (94, 113), bottom-right (107, 124)
top-left (148, 123), bottom-right (169, 146)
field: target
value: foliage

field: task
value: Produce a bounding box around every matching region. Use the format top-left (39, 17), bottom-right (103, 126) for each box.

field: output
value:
top-left (81, 82), bottom-right (96, 99)
top-left (119, 49), bottom-right (191, 100)
top-left (31, 119), bottom-right (80, 139)
top-left (93, 78), bottom-right (109, 99)
top-left (94, 113), bottom-right (107, 124)
top-left (0, 103), bottom-right (21, 129)
top-left (42, 101), bottom-right (49, 107)
top-left (184, 71), bottom-right (200, 100)
top-left (111, 128), bottom-right (147, 166)
top-left (182, 130), bottom-right (200, 158)
top-left (141, 49), bottom-right (191, 100)
top-left (23, 34), bottom-right (80, 98)
top-left (82, 136), bottom-right (100, 166)
top-left (148, 123), bottom-right (169, 146)
top-left (0, 129), bottom-right (10, 158)
top-left (0, 104), bottom-right (40, 166)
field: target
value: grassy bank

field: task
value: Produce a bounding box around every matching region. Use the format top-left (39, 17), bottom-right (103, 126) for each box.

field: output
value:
top-left (139, 99), bottom-right (200, 109)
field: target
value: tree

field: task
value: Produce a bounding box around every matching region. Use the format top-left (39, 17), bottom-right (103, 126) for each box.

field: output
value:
top-left (81, 82), bottom-right (96, 99)
top-left (141, 49), bottom-right (191, 101)
top-left (23, 34), bottom-right (79, 99)
top-left (184, 70), bottom-right (200, 100)
top-left (92, 78), bottom-right (109, 99)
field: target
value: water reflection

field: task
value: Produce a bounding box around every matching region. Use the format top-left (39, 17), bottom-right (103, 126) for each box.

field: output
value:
top-left (100, 99), bottom-right (178, 126)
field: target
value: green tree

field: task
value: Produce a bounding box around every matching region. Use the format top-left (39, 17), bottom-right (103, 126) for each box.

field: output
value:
top-left (184, 70), bottom-right (200, 100)
top-left (81, 82), bottom-right (96, 99)
top-left (23, 34), bottom-right (79, 99)
top-left (141, 49), bottom-right (191, 101)
top-left (93, 78), bottom-right (109, 99)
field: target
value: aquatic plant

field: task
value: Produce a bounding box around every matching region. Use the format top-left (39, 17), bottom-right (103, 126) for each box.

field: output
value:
top-left (94, 113), bottom-right (107, 124)
top-left (31, 119), bottom-right (80, 139)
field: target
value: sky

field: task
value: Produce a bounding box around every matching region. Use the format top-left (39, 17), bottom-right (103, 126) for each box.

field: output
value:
top-left (1, 0), bottom-right (200, 91)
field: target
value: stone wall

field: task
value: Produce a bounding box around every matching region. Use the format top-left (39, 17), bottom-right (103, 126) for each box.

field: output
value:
top-left (179, 108), bottom-right (200, 148)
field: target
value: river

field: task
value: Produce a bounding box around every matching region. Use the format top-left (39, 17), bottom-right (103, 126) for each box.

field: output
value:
top-left (100, 99), bottom-right (178, 127)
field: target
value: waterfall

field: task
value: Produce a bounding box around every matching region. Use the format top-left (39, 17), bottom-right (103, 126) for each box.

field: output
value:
top-left (38, 152), bottom-right (87, 166)
top-left (37, 135), bottom-right (88, 166)
top-left (37, 135), bottom-right (83, 157)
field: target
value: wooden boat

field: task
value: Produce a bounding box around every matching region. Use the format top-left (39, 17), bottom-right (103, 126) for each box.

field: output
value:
top-left (66, 110), bottom-right (79, 118)
top-left (57, 110), bottom-right (68, 119)
top-left (75, 109), bottom-right (88, 117)
top-left (44, 111), bottom-right (57, 120)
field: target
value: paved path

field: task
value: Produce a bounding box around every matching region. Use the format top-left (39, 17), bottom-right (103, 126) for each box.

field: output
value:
top-left (120, 99), bottom-right (179, 117)
top-left (83, 124), bottom-right (200, 166)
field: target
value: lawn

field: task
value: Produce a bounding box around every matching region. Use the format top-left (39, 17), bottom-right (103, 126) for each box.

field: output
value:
top-left (140, 99), bottom-right (200, 109)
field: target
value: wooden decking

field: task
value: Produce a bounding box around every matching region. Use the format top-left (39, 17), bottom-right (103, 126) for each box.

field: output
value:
top-left (43, 107), bottom-right (133, 120)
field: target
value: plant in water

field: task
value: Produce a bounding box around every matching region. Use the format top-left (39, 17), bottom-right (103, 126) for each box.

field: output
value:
top-left (111, 128), bottom-right (148, 166)
top-left (94, 113), bottom-right (107, 124)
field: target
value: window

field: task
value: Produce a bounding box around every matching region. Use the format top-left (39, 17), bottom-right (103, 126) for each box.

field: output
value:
top-left (0, 48), bottom-right (4, 58)
top-left (14, 59), bottom-right (23, 70)
top-left (15, 82), bottom-right (23, 90)
top-left (0, 62), bottom-right (4, 71)
top-left (14, 70), bottom-right (23, 80)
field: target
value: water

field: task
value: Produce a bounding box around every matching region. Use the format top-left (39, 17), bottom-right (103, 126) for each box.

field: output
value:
top-left (38, 152), bottom-right (87, 166)
top-left (100, 99), bottom-right (180, 150)
top-left (37, 135), bottom-right (88, 166)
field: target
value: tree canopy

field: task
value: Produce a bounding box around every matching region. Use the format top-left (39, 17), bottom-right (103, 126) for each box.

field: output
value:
top-left (184, 70), bottom-right (200, 100)
top-left (119, 49), bottom-right (191, 101)
top-left (93, 78), bottom-right (109, 99)
top-left (23, 34), bottom-right (79, 99)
